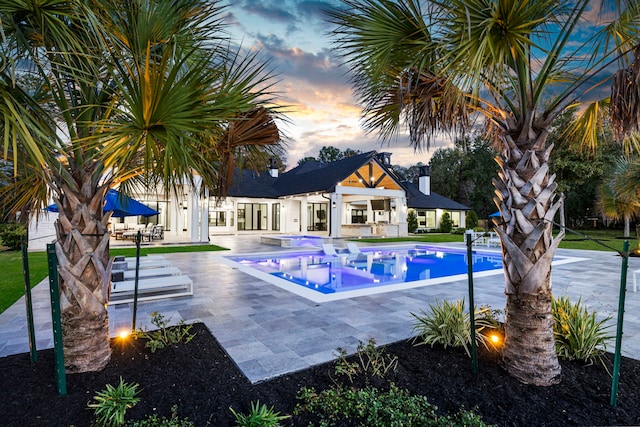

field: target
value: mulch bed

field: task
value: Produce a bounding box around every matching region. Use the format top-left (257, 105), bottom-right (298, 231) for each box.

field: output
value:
top-left (2, 323), bottom-right (640, 426)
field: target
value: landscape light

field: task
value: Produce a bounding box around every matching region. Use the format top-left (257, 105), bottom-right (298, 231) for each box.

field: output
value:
top-left (490, 333), bottom-right (501, 345)
top-left (119, 330), bottom-right (129, 339)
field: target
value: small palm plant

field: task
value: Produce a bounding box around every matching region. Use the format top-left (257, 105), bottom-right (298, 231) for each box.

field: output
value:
top-left (411, 299), bottom-right (502, 357)
top-left (552, 296), bottom-right (613, 366)
top-left (229, 401), bottom-right (290, 427)
top-left (88, 377), bottom-right (140, 427)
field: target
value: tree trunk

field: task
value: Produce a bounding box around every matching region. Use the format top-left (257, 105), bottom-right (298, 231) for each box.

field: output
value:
top-left (493, 133), bottom-right (564, 386)
top-left (53, 183), bottom-right (112, 373)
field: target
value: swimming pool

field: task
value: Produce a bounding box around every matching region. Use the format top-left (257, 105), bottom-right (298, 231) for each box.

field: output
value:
top-left (220, 244), bottom-right (510, 302)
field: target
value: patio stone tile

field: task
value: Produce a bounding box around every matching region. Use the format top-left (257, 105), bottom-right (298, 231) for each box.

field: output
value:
top-left (226, 341), bottom-right (274, 363)
top-left (2, 237), bottom-right (640, 384)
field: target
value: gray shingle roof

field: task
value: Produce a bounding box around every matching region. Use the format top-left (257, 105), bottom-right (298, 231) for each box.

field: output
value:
top-left (403, 181), bottom-right (470, 210)
top-left (226, 151), bottom-right (470, 212)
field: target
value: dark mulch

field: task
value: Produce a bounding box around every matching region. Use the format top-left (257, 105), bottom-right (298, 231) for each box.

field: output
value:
top-left (2, 323), bottom-right (640, 426)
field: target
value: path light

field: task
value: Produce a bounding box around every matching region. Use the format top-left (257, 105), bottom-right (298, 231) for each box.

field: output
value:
top-left (119, 330), bottom-right (129, 339)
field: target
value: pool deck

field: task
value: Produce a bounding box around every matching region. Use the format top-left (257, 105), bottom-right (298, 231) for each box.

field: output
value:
top-left (1, 235), bottom-right (640, 384)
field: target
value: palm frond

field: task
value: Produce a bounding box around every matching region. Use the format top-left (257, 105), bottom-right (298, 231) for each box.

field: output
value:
top-left (611, 45), bottom-right (640, 141)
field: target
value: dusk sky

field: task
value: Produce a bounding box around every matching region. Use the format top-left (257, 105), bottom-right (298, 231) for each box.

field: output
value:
top-left (224, 0), bottom-right (450, 169)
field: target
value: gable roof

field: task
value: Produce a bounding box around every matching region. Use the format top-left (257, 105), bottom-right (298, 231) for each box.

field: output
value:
top-left (272, 151), bottom-right (403, 195)
top-left (403, 181), bottom-right (470, 211)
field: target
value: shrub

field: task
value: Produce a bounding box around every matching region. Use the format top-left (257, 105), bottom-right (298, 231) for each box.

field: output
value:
top-left (438, 212), bottom-right (454, 233)
top-left (230, 401), bottom-right (290, 427)
top-left (407, 210), bottom-right (418, 233)
top-left (88, 377), bottom-right (140, 427)
top-left (295, 383), bottom-right (489, 427)
top-left (466, 210), bottom-right (479, 229)
top-left (333, 338), bottom-right (398, 384)
top-left (411, 299), bottom-right (502, 356)
top-left (125, 405), bottom-right (193, 426)
top-left (552, 296), bottom-right (613, 365)
top-left (0, 223), bottom-right (26, 250)
top-left (133, 311), bottom-right (195, 353)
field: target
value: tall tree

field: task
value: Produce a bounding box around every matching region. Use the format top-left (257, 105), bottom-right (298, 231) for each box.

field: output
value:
top-left (549, 109), bottom-right (620, 227)
top-left (318, 146), bottom-right (344, 163)
top-left (429, 148), bottom-right (465, 199)
top-left (0, 0), bottom-right (283, 373)
top-left (329, 0), bottom-right (640, 385)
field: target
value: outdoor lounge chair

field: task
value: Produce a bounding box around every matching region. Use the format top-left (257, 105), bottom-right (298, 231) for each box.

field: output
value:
top-left (111, 266), bottom-right (182, 282)
top-left (346, 242), bottom-right (361, 254)
top-left (108, 274), bottom-right (193, 305)
top-left (322, 243), bottom-right (341, 256)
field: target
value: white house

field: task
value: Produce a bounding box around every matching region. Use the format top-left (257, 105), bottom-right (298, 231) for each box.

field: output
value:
top-left (28, 151), bottom-right (470, 248)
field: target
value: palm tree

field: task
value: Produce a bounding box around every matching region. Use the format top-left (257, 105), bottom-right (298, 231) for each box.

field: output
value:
top-left (598, 157), bottom-right (640, 238)
top-left (328, 0), bottom-right (640, 385)
top-left (0, 0), bottom-right (283, 373)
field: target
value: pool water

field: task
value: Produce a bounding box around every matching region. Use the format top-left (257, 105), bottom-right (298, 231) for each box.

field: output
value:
top-left (226, 245), bottom-right (503, 296)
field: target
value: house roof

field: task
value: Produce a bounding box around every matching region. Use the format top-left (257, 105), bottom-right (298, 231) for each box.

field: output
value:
top-left (403, 181), bottom-right (471, 211)
top-left (227, 169), bottom-right (280, 198)
top-left (226, 151), bottom-right (470, 212)
top-left (272, 151), bottom-right (392, 195)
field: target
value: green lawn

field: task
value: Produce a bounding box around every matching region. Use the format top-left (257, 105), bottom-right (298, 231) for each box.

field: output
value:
top-left (359, 230), bottom-right (634, 253)
top-left (0, 244), bottom-right (228, 314)
top-left (0, 231), bottom-right (634, 315)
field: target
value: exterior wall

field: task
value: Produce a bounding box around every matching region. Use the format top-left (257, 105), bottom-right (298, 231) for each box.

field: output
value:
top-left (411, 208), bottom-right (467, 231)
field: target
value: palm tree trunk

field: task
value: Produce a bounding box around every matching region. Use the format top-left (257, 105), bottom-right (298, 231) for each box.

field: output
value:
top-left (493, 134), bottom-right (565, 386)
top-left (53, 183), bottom-right (112, 373)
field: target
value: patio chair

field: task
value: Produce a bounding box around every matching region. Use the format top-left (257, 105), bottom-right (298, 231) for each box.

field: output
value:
top-left (346, 242), bottom-right (361, 254)
top-left (322, 243), bottom-right (340, 256)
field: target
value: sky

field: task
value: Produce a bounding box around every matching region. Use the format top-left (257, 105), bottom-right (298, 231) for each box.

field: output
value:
top-left (224, 0), bottom-right (451, 169)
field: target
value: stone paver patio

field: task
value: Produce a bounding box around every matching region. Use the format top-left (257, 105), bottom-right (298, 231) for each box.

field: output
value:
top-left (1, 235), bottom-right (639, 383)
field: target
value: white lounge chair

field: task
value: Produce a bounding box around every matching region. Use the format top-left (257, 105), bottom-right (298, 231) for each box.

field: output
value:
top-left (322, 243), bottom-right (340, 256)
top-left (112, 266), bottom-right (182, 282)
top-left (346, 242), bottom-right (361, 254)
top-left (108, 275), bottom-right (193, 305)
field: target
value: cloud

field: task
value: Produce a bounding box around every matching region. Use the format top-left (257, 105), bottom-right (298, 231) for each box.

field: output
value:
top-left (239, 0), bottom-right (297, 24)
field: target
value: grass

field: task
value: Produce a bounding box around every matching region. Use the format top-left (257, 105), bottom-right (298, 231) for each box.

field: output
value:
top-left (0, 250), bottom-right (49, 314)
top-left (0, 244), bottom-right (228, 314)
top-left (359, 229), bottom-right (634, 253)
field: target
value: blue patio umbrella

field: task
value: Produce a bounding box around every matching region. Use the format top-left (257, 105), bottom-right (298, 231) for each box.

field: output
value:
top-left (489, 211), bottom-right (501, 217)
top-left (46, 189), bottom-right (158, 218)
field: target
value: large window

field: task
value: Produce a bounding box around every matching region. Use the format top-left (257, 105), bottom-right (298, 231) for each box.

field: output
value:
top-left (209, 210), bottom-right (226, 226)
top-left (449, 211), bottom-right (461, 228)
top-left (416, 210), bottom-right (436, 228)
top-left (307, 203), bottom-right (327, 231)
top-left (237, 203), bottom-right (268, 231)
top-left (351, 209), bottom-right (367, 224)
top-left (272, 204), bottom-right (280, 231)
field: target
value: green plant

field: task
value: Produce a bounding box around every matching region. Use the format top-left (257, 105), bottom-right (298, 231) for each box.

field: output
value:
top-left (411, 299), bottom-right (501, 357)
top-left (466, 211), bottom-right (479, 229)
top-left (88, 377), bottom-right (140, 427)
top-left (133, 311), bottom-right (195, 353)
top-left (438, 212), bottom-right (454, 233)
top-left (0, 223), bottom-right (26, 250)
top-left (333, 338), bottom-right (398, 383)
top-left (295, 383), bottom-right (489, 427)
top-left (230, 401), bottom-right (290, 427)
top-left (407, 210), bottom-right (418, 233)
top-left (552, 296), bottom-right (613, 365)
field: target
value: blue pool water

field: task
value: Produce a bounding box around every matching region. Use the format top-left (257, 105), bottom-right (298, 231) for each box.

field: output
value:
top-left (226, 245), bottom-right (503, 295)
